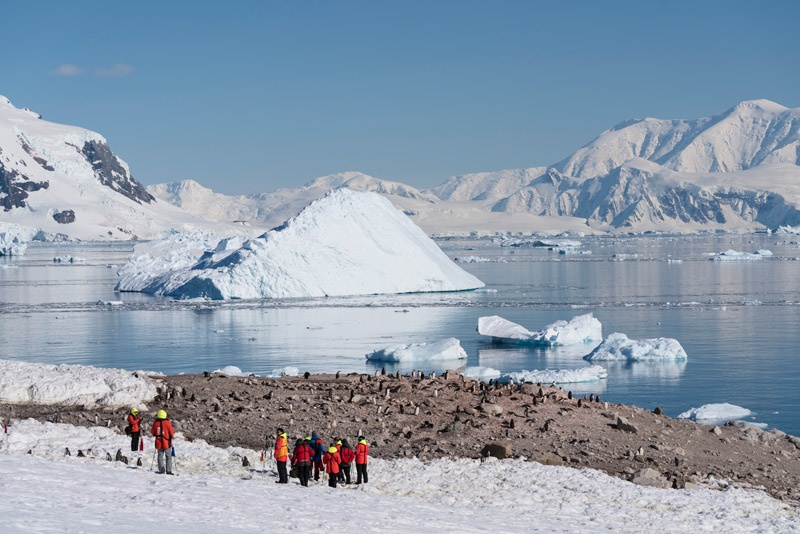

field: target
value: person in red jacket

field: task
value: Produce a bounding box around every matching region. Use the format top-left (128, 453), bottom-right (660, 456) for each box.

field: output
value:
top-left (355, 436), bottom-right (369, 484)
top-left (292, 436), bottom-right (314, 487)
top-left (151, 409), bottom-right (175, 475)
top-left (322, 445), bottom-right (341, 488)
top-left (338, 438), bottom-right (355, 484)
top-left (273, 428), bottom-right (289, 484)
top-left (127, 407), bottom-right (143, 452)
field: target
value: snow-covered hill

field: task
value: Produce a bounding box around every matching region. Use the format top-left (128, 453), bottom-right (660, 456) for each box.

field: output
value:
top-left (0, 96), bottom-right (254, 241)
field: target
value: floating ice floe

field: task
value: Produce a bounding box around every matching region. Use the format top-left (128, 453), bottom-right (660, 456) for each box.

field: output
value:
top-left (477, 313), bottom-right (602, 346)
top-left (497, 365), bottom-right (608, 384)
top-left (710, 249), bottom-right (772, 261)
top-left (677, 403), bottom-right (752, 424)
top-left (116, 189), bottom-right (484, 299)
top-left (366, 338), bottom-right (467, 362)
top-left (501, 237), bottom-right (581, 249)
top-left (453, 256), bottom-right (507, 263)
top-left (0, 359), bottom-right (160, 408)
top-left (462, 366), bottom-right (502, 380)
top-left (583, 332), bottom-right (688, 361)
top-left (266, 366), bottom-right (300, 378)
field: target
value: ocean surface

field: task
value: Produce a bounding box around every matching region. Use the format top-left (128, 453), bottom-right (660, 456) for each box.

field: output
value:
top-left (1, 233), bottom-right (799, 436)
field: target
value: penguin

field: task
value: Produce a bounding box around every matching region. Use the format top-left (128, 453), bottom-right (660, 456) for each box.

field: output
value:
top-left (64, 448), bottom-right (71, 456)
top-left (242, 456), bottom-right (250, 467)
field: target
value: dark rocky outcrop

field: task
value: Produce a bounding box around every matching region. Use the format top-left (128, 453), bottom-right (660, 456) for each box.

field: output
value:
top-left (80, 140), bottom-right (154, 205)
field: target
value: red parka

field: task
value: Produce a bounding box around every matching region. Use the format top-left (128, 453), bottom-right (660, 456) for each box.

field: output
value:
top-left (127, 414), bottom-right (142, 433)
top-left (151, 419), bottom-right (174, 450)
top-left (292, 442), bottom-right (313, 465)
top-left (355, 440), bottom-right (369, 464)
top-left (323, 449), bottom-right (341, 474)
top-left (340, 445), bottom-right (355, 464)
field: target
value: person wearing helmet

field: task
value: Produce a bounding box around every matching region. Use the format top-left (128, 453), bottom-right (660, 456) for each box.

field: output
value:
top-left (151, 409), bottom-right (175, 475)
top-left (322, 444), bottom-right (341, 488)
top-left (273, 428), bottom-right (289, 484)
top-left (126, 407), bottom-right (143, 452)
top-left (355, 436), bottom-right (369, 484)
top-left (291, 436), bottom-right (314, 486)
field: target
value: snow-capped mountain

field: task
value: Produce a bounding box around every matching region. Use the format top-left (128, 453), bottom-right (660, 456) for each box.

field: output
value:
top-left (0, 96), bottom-right (251, 240)
top-left (153, 99), bottom-right (800, 234)
top-left (431, 99), bottom-right (800, 231)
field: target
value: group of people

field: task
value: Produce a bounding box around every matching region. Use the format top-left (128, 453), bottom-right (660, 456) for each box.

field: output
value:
top-left (126, 407), bottom-right (175, 475)
top-left (273, 428), bottom-right (369, 488)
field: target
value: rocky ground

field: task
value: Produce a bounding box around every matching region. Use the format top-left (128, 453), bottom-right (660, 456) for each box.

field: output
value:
top-left (5, 370), bottom-right (800, 503)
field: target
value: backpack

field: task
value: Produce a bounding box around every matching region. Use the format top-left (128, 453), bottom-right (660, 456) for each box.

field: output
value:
top-left (124, 424), bottom-right (132, 436)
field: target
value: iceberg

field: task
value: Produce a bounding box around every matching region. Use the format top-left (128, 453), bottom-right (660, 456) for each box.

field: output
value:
top-left (477, 313), bottom-right (602, 346)
top-left (677, 403), bottom-right (751, 424)
top-left (462, 366), bottom-right (502, 381)
top-left (584, 333), bottom-right (688, 361)
top-left (710, 249), bottom-right (772, 261)
top-left (497, 365), bottom-right (608, 385)
top-left (366, 338), bottom-right (467, 362)
top-left (0, 223), bottom-right (38, 256)
top-left (116, 189), bottom-right (484, 299)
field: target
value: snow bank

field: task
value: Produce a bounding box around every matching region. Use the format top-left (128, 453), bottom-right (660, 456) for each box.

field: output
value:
top-left (366, 338), bottom-right (467, 362)
top-left (478, 313), bottom-right (602, 346)
top-left (0, 222), bottom-right (38, 256)
top-left (678, 403), bottom-right (752, 424)
top-left (498, 365), bottom-right (608, 385)
top-left (710, 249), bottom-right (772, 261)
top-left (0, 359), bottom-right (160, 408)
top-left (584, 332), bottom-right (688, 361)
top-left (116, 189), bottom-right (484, 299)
top-left (0, 420), bottom-right (797, 532)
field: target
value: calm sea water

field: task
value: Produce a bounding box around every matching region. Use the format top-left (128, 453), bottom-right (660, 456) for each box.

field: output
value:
top-left (1, 234), bottom-right (799, 435)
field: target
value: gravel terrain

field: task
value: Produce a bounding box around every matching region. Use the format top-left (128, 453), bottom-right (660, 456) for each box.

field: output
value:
top-left (6, 370), bottom-right (800, 503)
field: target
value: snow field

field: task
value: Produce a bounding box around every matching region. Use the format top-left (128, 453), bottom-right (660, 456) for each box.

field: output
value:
top-left (0, 419), bottom-right (798, 533)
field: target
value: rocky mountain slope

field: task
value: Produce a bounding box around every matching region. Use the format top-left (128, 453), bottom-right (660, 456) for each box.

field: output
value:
top-left (0, 96), bottom-right (251, 240)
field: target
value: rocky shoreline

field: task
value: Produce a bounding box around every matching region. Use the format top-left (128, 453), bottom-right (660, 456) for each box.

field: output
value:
top-left (5, 370), bottom-right (800, 503)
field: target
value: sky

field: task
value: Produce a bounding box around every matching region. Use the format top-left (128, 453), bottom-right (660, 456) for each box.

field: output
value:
top-left (3, 1), bottom-right (800, 195)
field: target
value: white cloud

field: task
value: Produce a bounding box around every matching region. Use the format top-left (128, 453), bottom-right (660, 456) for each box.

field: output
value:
top-left (95, 63), bottom-right (134, 77)
top-left (52, 64), bottom-right (84, 76)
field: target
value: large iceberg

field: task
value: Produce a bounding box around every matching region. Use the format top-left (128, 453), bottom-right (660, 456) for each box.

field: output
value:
top-left (477, 313), bottom-right (602, 346)
top-left (366, 338), bottom-right (467, 363)
top-left (116, 189), bottom-right (484, 299)
top-left (584, 333), bottom-right (688, 361)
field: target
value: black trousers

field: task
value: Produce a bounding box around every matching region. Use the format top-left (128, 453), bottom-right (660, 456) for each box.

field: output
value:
top-left (276, 460), bottom-right (288, 483)
top-left (356, 463), bottom-right (368, 484)
top-left (296, 462), bottom-right (311, 487)
top-left (130, 431), bottom-right (140, 452)
top-left (328, 473), bottom-right (337, 488)
top-left (339, 463), bottom-right (351, 484)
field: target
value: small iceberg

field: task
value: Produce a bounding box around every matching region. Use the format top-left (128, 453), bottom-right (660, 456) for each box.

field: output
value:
top-left (677, 403), bottom-right (751, 424)
top-left (584, 333), bottom-right (687, 361)
top-left (710, 249), bottom-right (772, 262)
top-left (462, 366), bottom-right (502, 381)
top-left (478, 313), bottom-right (602, 346)
top-left (497, 365), bottom-right (608, 385)
top-left (366, 338), bottom-right (467, 362)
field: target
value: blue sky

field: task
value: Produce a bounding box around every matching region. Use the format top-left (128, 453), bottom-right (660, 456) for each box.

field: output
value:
top-left (4, 1), bottom-right (799, 195)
